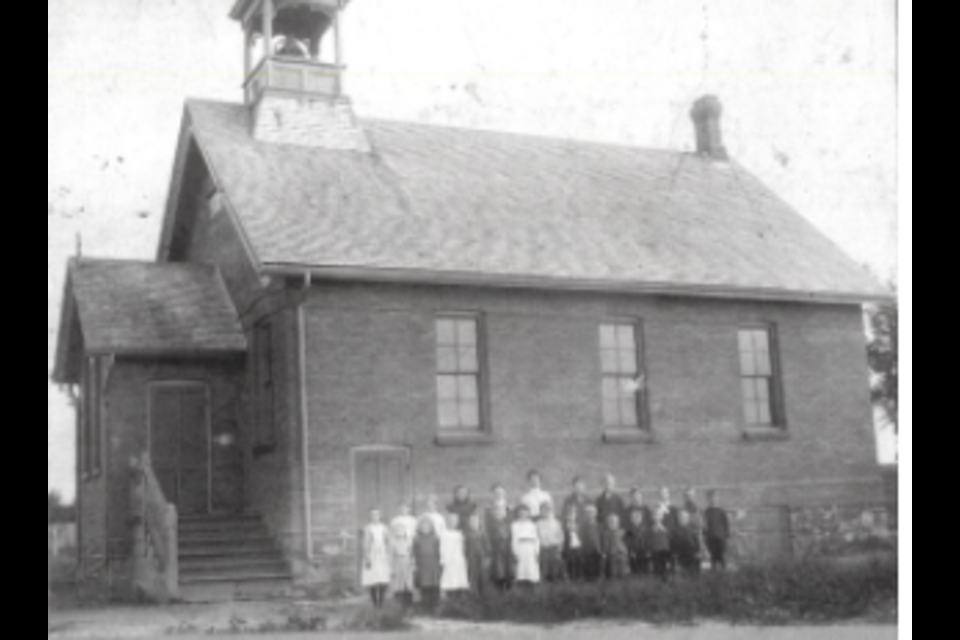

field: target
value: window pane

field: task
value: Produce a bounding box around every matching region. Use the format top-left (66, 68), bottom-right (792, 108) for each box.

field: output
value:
top-left (459, 401), bottom-right (481, 429)
top-left (437, 347), bottom-right (459, 373)
top-left (740, 350), bottom-right (755, 376)
top-left (601, 349), bottom-right (620, 375)
top-left (600, 325), bottom-right (618, 350)
top-left (757, 401), bottom-right (773, 426)
top-left (458, 375), bottom-right (479, 401)
top-left (458, 347), bottom-right (479, 373)
top-left (438, 376), bottom-right (459, 401)
top-left (744, 400), bottom-right (760, 426)
top-left (603, 378), bottom-right (621, 400)
top-left (753, 330), bottom-right (770, 353)
top-left (742, 378), bottom-right (757, 402)
top-left (439, 401), bottom-right (460, 428)
top-left (756, 349), bottom-right (773, 377)
top-left (457, 320), bottom-right (478, 346)
top-left (619, 348), bottom-right (639, 376)
top-left (617, 325), bottom-right (637, 351)
top-left (739, 331), bottom-right (755, 353)
top-left (437, 319), bottom-right (458, 346)
top-left (756, 378), bottom-right (771, 403)
top-left (620, 398), bottom-right (639, 427)
top-left (603, 398), bottom-right (621, 426)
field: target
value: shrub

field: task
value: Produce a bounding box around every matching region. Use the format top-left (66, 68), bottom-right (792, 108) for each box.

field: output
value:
top-left (438, 558), bottom-right (897, 627)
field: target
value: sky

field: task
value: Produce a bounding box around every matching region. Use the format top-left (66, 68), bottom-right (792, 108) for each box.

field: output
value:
top-left (48, 0), bottom-right (899, 499)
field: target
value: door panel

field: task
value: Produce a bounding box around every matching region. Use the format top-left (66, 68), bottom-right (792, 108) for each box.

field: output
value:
top-left (379, 455), bottom-right (408, 518)
top-left (353, 449), bottom-right (411, 581)
top-left (150, 385), bottom-right (212, 516)
top-left (178, 389), bottom-right (211, 516)
top-left (151, 389), bottom-right (183, 507)
top-left (355, 453), bottom-right (382, 526)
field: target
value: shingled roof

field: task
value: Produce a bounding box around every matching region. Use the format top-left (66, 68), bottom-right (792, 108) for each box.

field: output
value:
top-left (179, 99), bottom-right (889, 304)
top-left (53, 259), bottom-right (247, 383)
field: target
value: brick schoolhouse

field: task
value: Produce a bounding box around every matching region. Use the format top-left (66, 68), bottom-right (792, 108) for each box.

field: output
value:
top-left (53, 0), bottom-right (893, 601)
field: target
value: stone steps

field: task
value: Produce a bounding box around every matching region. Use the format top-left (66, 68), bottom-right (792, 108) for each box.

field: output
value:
top-left (176, 513), bottom-right (292, 602)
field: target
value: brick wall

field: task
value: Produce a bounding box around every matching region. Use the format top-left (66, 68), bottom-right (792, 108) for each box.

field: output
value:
top-left (77, 356), bottom-right (108, 586)
top-left (180, 173), bottom-right (306, 563)
top-left (300, 282), bottom-right (882, 581)
top-left (101, 358), bottom-right (245, 594)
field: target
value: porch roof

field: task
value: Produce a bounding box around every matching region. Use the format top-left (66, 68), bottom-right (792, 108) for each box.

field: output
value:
top-left (53, 259), bottom-right (247, 384)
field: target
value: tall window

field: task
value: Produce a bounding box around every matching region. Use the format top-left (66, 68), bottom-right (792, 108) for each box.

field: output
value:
top-left (436, 316), bottom-right (484, 431)
top-left (739, 326), bottom-right (783, 427)
top-left (600, 323), bottom-right (647, 429)
top-left (254, 321), bottom-right (277, 450)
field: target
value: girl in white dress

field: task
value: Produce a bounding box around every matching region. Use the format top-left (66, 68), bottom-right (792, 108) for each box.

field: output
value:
top-left (512, 505), bottom-right (542, 587)
top-left (440, 513), bottom-right (470, 596)
top-left (362, 509), bottom-right (392, 608)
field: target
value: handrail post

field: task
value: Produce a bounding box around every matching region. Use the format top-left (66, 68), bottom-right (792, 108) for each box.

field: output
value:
top-left (165, 504), bottom-right (179, 599)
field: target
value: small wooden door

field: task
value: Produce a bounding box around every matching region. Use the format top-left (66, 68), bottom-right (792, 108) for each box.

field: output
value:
top-left (150, 384), bottom-right (213, 516)
top-left (354, 449), bottom-right (411, 572)
top-left (354, 449), bottom-right (411, 524)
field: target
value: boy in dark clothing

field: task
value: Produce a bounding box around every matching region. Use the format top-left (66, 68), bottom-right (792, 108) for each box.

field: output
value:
top-left (650, 508), bottom-right (673, 582)
top-left (596, 474), bottom-right (627, 528)
top-left (464, 513), bottom-right (492, 596)
top-left (562, 476), bottom-right (594, 524)
top-left (563, 512), bottom-right (585, 582)
top-left (625, 507), bottom-right (651, 577)
top-left (579, 505), bottom-right (604, 582)
top-left (704, 490), bottom-right (732, 571)
top-left (626, 489), bottom-right (655, 532)
top-left (412, 518), bottom-right (442, 613)
top-left (448, 486), bottom-right (478, 532)
top-left (487, 503), bottom-right (515, 592)
top-left (674, 511), bottom-right (703, 577)
top-left (600, 514), bottom-right (631, 580)
top-left (657, 488), bottom-right (682, 576)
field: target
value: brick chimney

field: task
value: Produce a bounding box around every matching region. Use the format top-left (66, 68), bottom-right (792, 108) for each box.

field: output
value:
top-left (691, 95), bottom-right (730, 161)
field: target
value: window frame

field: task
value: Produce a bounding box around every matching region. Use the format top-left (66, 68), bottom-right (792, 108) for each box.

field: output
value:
top-left (599, 320), bottom-right (651, 434)
top-left (434, 313), bottom-right (491, 438)
top-left (737, 324), bottom-right (787, 431)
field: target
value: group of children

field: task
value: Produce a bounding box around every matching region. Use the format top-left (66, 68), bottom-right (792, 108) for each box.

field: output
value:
top-left (361, 471), bottom-right (733, 610)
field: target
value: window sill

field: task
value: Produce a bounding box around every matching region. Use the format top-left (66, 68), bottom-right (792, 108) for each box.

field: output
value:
top-left (742, 427), bottom-right (790, 442)
top-left (603, 429), bottom-right (656, 444)
top-left (435, 432), bottom-right (496, 447)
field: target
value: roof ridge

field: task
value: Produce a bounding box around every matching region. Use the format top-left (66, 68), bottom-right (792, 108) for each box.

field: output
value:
top-left (185, 98), bottom-right (694, 158)
top-left (361, 116), bottom-right (694, 158)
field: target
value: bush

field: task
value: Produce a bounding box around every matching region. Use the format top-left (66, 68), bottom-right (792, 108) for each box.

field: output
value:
top-left (438, 558), bottom-right (897, 627)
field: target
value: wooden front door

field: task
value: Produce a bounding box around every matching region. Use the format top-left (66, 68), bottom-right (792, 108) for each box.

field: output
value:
top-left (354, 449), bottom-right (411, 560)
top-left (150, 384), bottom-right (213, 516)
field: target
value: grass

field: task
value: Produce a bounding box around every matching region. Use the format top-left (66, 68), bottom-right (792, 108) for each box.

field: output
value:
top-left (438, 557), bottom-right (898, 627)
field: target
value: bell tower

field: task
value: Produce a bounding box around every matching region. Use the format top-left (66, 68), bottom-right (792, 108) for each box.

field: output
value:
top-left (230, 0), bottom-right (370, 152)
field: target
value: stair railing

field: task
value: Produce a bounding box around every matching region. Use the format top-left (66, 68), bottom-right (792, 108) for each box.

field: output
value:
top-left (130, 453), bottom-right (179, 601)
